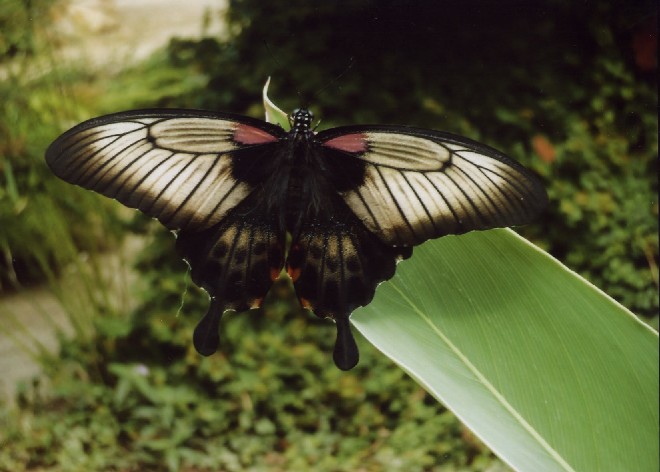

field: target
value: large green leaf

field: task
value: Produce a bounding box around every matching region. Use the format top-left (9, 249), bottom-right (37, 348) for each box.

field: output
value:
top-left (352, 229), bottom-right (658, 472)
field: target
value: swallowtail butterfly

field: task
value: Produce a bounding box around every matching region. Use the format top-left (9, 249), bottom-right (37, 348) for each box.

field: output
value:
top-left (46, 107), bottom-right (547, 370)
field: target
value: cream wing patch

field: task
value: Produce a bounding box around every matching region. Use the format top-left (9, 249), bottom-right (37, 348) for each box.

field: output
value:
top-left (46, 116), bottom-right (250, 232)
top-left (151, 118), bottom-right (242, 153)
top-left (360, 132), bottom-right (451, 170)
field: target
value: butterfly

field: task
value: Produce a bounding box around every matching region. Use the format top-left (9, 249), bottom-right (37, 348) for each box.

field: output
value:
top-left (46, 107), bottom-right (547, 370)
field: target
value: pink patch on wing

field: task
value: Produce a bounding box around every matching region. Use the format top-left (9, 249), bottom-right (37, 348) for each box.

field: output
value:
top-left (233, 124), bottom-right (279, 145)
top-left (322, 133), bottom-right (368, 153)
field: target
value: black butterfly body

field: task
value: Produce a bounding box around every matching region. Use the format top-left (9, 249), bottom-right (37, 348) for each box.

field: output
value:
top-left (46, 108), bottom-right (547, 370)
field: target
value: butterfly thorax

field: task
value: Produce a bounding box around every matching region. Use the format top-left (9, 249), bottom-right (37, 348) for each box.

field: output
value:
top-left (290, 108), bottom-right (314, 134)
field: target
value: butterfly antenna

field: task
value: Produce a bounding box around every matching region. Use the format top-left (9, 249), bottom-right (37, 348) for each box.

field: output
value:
top-left (312, 56), bottom-right (356, 101)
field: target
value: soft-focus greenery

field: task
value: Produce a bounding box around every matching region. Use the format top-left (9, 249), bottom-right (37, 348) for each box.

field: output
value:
top-left (0, 0), bottom-right (52, 62)
top-left (0, 0), bottom-right (657, 470)
top-left (0, 0), bottom-right (207, 291)
top-left (0, 0), bottom-right (122, 290)
top-left (1, 277), bottom-right (498, 471)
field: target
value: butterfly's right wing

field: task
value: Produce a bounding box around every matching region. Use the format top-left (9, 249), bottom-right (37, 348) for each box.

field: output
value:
top-left (317, 125), bottom-right (548, 246)
top-left (305, 125), bottom-right (547, 369)
top-left (46, 109), bottom-right (289, 355)
top-left (46, 108), bottom-right (286, 232)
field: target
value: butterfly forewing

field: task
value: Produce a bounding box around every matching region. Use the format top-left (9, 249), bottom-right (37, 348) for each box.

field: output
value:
top-left (320, 126), bottom-right (548, 246)
top-left (45, 109), bottom-right (285, 232)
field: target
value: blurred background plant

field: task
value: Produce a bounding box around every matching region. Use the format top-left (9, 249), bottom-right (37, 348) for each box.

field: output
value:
top-left (0, 0), bottom-right (120, 290)
top-left (0, 0), bottom-right (657, 470)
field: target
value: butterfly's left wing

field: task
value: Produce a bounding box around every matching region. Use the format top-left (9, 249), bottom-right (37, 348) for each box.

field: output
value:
top-left (45, 109), bottom-right (289, 356)
top-left (318, 125), bottom-right (548, 246)
top-left (45, 109), bottom-right (286, 232)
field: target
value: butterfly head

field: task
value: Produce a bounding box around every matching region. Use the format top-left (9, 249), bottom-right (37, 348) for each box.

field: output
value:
top-left (290, 108), bottom-right (314, 133)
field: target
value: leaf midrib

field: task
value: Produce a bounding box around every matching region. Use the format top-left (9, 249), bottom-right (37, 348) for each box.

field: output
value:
top-left (389, 281), bottom-right (577, 472)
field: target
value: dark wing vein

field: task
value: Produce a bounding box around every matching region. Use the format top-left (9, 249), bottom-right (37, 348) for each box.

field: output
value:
top-left (442, 167), bottom-right (484, 226)
top-left (422, 172), bottom-right (461, 231)
top-left (163, 154), bottom-right (222, 226)
top-left (96, 139), bottom-right (153, 194)
top-left (399, 171), bottom-right (439, 235)
top-left (142, 153), bottom-right (198, 215)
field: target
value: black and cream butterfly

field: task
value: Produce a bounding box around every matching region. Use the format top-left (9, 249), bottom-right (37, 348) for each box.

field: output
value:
top-left (46, 107), bottom-right (547, 370)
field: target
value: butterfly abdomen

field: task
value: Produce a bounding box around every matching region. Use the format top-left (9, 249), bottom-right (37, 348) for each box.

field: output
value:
top-left (279, 139), bottom-right (327, 235)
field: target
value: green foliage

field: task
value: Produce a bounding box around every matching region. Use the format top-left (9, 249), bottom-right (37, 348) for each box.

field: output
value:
top-left (0, 1), bottom-right (207, 291)
top-left (0, 0), bottom-right (54, 62)
top-left (0, 275), bottom-right (497, 471)
top-left (355, 230), bottom-right (659, 471)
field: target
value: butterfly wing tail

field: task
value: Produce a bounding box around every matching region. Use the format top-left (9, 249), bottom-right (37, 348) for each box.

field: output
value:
top-left (333, 314), bottom-right (359, 370)
top-left (177, 192), bottom-right (286, 357)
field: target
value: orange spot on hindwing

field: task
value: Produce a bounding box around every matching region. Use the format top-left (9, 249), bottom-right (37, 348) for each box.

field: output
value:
top-left (299, 297), bottom-right (313, 310)
top-left (287, 266), bottom-right (301, 282)
top-left (286, 243), bottom-right (304, 282)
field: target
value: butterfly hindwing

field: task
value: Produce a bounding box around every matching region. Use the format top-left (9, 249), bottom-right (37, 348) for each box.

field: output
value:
top-left (176, 191), bottom-right (286, 356)
top-left (45, 109), bottom-right (285, 232)
top-left (319, 126), bottom-right (548, 246)
top-left (286, 195), bottom-right (412, 370)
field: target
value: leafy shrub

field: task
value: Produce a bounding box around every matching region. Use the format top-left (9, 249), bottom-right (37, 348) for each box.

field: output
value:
top-left (0, 268), bottom-right (497, 470)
